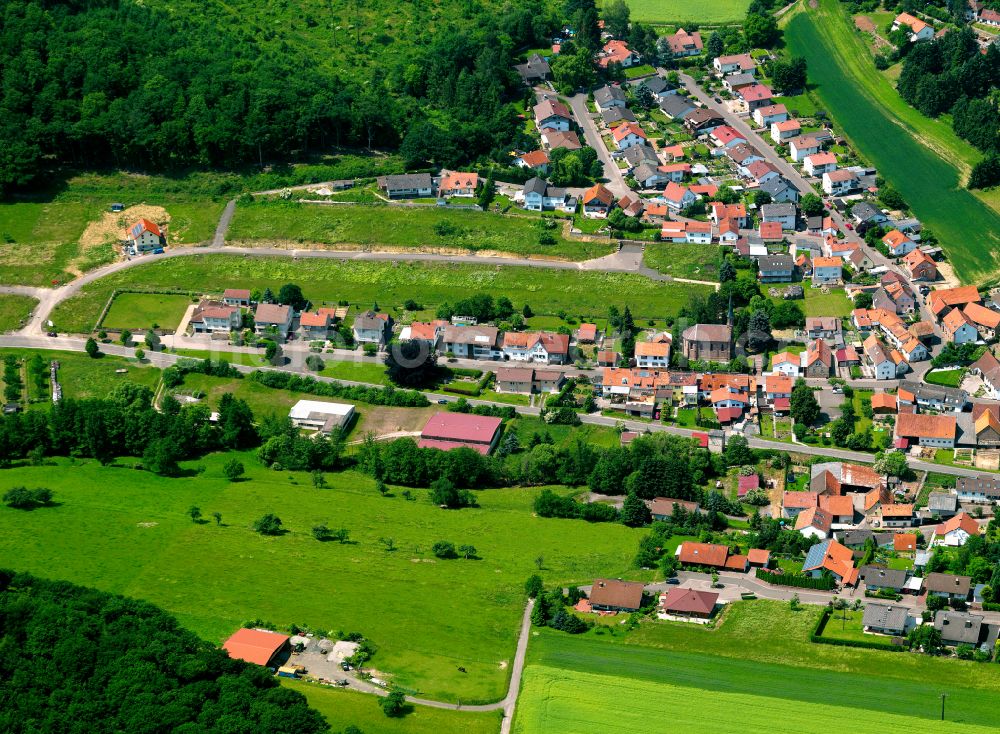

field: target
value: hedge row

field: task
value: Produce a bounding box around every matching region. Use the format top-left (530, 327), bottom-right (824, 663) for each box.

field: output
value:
top-left (754, 568), bottom-right (836, 590)
top-left (810, 609), bottom-right (904, 652)
top-left (248, 370), bottom-right (429, 407)
top-left (983, 602), bottom-right (1000, 612)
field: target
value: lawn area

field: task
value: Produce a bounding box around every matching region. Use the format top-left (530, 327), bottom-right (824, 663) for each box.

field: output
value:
top-left (287, 682), bottom-right (501, 734)
top-left (510, 415), bottom-right (619, 450)
top-left (514, 602), bottom-right (1000, 733)
top-left (0, 294), bottom-right (37, 333)
top-left (886, 556), bottom-right (914, 571)
top-left (798, 286), bottom-right (854, 317)
top-left (229, 200), bottom-right (614, 261)
top-left (817, 608), bottom-right (870, 644)
top-left (319, 359), bottom-right (390, 386)
top-left (0, 348), bottom-right (161, 402)
top-left (641, 241), bottom-right (721, 280)
top-left (674, 408), bottom-right (698, 427)
top-left (101, 292), bottom-right (194, 331)
top-left (925, 368), bottom-right (965, 388)
top-left (50, 255), bottom-right (714, 334)
top-left (0, 454), bottom-right (648, 703)
top-left (615, 0), bottom-right (749, 24)
top-left (783, 0), bottom-right (1000, 283)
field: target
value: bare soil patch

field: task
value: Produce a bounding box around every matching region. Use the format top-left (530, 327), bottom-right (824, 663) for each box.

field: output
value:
top-left (80, 205), bottom-right (170, 250)
top-left (854, 15), bottom-right (875, 32)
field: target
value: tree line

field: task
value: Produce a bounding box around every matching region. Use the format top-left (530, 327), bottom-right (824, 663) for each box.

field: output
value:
top-left (896, 29), bottom-right (1000, 189)
top-left (0, 570), bottom-right (328, 733)
top-left (0, 0), bottom-right (565, 192)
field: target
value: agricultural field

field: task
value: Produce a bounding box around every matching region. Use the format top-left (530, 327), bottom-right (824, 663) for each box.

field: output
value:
top-left (0, 294), bottom-right (37, 333)
top-left (783, 0), bottom-right (1000, 284)
top-left (101, 293), bottom-right (194, 331)
top-left (514, 603), bottom-right (1000, 733)
top-left (289, 682), bottom-right (501, 734)
top-left (49, 255), bottom-right (715, 334)
top-left (641, 241), bottom-right (721, 280)
top-left (0, 454), bottom-right (648, 702)
top-left (614, 0), bottom-right (750, 24)
top-left (228, 200), bottom-right (614, 261)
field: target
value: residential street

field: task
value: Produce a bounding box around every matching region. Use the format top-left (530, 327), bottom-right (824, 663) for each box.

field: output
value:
top-left (566, 91), bottom-right (630, 198)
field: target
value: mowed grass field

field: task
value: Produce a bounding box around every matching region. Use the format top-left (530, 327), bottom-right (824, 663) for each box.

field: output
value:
top-left (0, 454), bottom-right (648, 703)
top-left (49, 255), bottom-right (714, 333)
top-left (288, 682), bottom-right (501, 734)
top-left (101, 292), bottom-right (194, 331)
top-left (641, 241), bottom-right (720, 280)
top-left (0, 294), bottom-right (37, 333)
top-left (514, 602), bottom-right (1000, 733)
top-left (0, 349), bottom-right (161, 401)
top-left (613, 0), bottom-right (749, 24)
top-left (784, 0), bottom-right (1000, 283)
top-left (229, 201), bottom-right (614, 261)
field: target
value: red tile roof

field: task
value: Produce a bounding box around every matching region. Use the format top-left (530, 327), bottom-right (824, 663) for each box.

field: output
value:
top-left (223, 628), bottom-right (289, 666)
top-left (677, 541), bottom-right (729, 568)
top-left (660, 587), bottom-right (719, 615)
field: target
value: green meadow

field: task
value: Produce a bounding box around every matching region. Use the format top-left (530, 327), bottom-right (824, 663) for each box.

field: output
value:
top-left (614, 0), bottom-right (750, 24)
top-left (229, 200), bottom-right (614, 261)
top-left (49, 255), bottom-right (714, 333)
top-left (783, 0), bottom-right (1000, 283)
top-left (101, 292), bottom-right (195, 331)
top-left (0, 454), bottom-right (647, 703)
top-left (0, 295), bottom-right (37, 333)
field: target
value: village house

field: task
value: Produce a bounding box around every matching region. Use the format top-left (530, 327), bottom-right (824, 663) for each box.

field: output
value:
top-left (795, 507), bottom-right (832, 540)
top-left (253, 303), bottom-right (293, 339)
top-left (711, 125), bottom-right (747, 148)
top-left (713, 53), bottom-right (756, 75)
top-left (581, 183), bottom-right (615, 218)
top-left (612, 122), bottom-right (647, 150)
top-left (378, 173), bottom-right (433, 199)
top-left (352, 310), bottom-right (391, 346)
top-left (770, 119), bottom-right (801, 143)
top-left (802, 338), bottom-right (835, 378)
top-left (659, 95), bottom-right (697, 120)
top-left (931, 512), bottom-right (981, 547)
top-left (299, 309), bottom-right (337, 339)
top-left (635, 340), bottom-right (671, 369)
top-left (822, 169), bottom-right (858, 196)
top-left (860, 566), bottom-right (909, 595)
top-left (648, 497), bottom-right (700, 521)
top-left (663, 181), bottom-right (697, 212)
top-left (522, 178), bottom-right (574, 212)
top-left (760, 202), bottom-right (797, 230)
top-left (934, 611), bottom-right (999, 649)
top-left (540, 128), bottom-right (582, 151)
top-left (942, 307), bottom-right (979, 345)
top-left (812, 256), bottom-right (843, 287)
top-left (602, 106), bottom-right (637, 125)
top-left (440, 325), bottom-right (501, 360)
top-left (892, 12), bottom-right (935, 41)
top-left (803, 152), bottom-right (837, 177)
top-left (882, 229), bottom-right (916, 257)
top-left (501, 331), bottom-right (570, 364)
top-left (534, 98), bottom-right (572, 132)
top-left (681, 324), bottom-right (732, 362)
top-left (514, 52), bottom-right (551, 83)
top-left (127, 219), bottom-right (164, 253)
top-left (514, 150), bottom-right (550, 175)
top-left (928, 285), bottom-right (981, 320)
top-left (666, 28), bottom-right (703, 57)
top-left (676, 541), bottom-right (747, 572)
top-left (594, 84), bottom-right (627, 111)
top-left (222, 289), bottom-right (252, 308)
top-left (879, 503), bottom-right (915, 528)
top-left (963, 302), bottom-right (1000, 340)
top-left (589, 578), bottom-right (645, 612)
top-left (495, 367), bottom-right (565, 395)
top-left (710, 202), bottom-right (749, 227)
top-left (637, 76), bottom-right (678, 101)
top-left (723, 73), bottom-right (756, 93)
top-left (189, 300), bottom-right (241, 334)
top-left (400, 320), bottom-right (445, 350)
top-left (289, 399), bottom-right (355, 434)
top-left (659, 588), bottom-right (719, 621)
top-left (923, 573), bottom-right (971, 601)
top-left (683, 108), bottom-right (725, 135)
top-left (631, 163), bottom-right (670, 189)
top-left (894, 412), bottom-right (957, 449)
top-left (970, 350), bottom-right (1000, 399)
top-left (897, 381), bottom-right (967, 412)
top-left (803, 538), bottom-right (858, 586)
top-left (862, 603), bottom-right (910, 636)
top-left (438, 170), bottom-right (479, 198)
top-left (760, 177), bottom-right (799, 203)
top-left (757, 254), bottom-right (795, 283)
top-left (956, 474), bottom-right (1000, 503)
top-left (902, 248), bottom-right (937, 281)
top-left (771, 351), bottom-right (801, 377)
top-left (789, 135), bottom-right (822, 162)
top-left (748, 161), bottom-right (781, 185)
top-left (806, 316), bottom-right (841, 341)
top-left (597, 39), bottom-right (641, 67)
top-left (684, 220), bottom-right (712, 244)
top-left (753, 103), bottom-right (788, 126)
top-left (738, 84), bottom-right (773, 112)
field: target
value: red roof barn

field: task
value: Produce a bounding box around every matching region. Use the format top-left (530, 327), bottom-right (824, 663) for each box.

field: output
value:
top-left (223, 628), bottom-right (290, 667)
top-left (418, 412), bottom-right (503, 455)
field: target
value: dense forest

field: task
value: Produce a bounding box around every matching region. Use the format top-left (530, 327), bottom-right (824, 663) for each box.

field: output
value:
top-left (0, 0), bottom-right (566, 192)
top-left (0, 571), bottom-right (328, 733)
top-left (896, 29), bottom-right (1000, 187)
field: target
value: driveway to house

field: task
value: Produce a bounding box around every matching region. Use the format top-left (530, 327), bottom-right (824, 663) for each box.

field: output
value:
top-left (566, 92), bottom-right (631, 198)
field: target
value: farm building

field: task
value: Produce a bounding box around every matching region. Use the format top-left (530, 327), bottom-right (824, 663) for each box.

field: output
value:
top-left (289, 400), bottom-right (355, 433)
top-left (223, 628), bottom-right (290, 667)
top-left (418, 412), bottom-right (503, 455)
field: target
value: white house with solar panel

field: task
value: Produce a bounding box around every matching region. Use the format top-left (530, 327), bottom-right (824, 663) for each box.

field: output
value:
top-left (127, 218), bottom-right (164, 253)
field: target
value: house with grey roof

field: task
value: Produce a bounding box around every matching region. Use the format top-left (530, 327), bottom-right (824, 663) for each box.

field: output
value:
top-left (897, 380), bottom-right (968, 413)
top-left (621, 143), bottom-right (660, 171)
top-left (927, 492), bottom-right (959, 518)
top-left (514, 53), bottom-right (551, 84)
top-left (760, 177), bottom-right (800, 203)
top-left (851, 201), bottom-right (888, 226)
top-left (955, 475), bottom-right (1000, 503)
top-left (660, 95), bottom-right (697, 120)
top-left (594, 84), bottom-right (627, 110)
top-left (602, 107), bottom-right (637, 125)
top-left (934, 610), bottom-right (1000, 649)
top-left (760, 202), bottom-right (798, 230)
top-left (860, 566), bottom-right (908, 594)
top-left (924, 572), bottom-right (971, 600)
top-left (378, 173), bottom-right (433, 199)
top-left (862, 603), bottom-right (910, 635)
top-left (757, 254), bottom-right (795, 283)
top-left (637, 76), bottom-right (678, 99)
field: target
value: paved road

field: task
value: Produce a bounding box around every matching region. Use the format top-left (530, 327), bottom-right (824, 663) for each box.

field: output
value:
top-left (212, 199), bottom-right (237, 247)
top-left (566, 92), bottom-right (630, 198)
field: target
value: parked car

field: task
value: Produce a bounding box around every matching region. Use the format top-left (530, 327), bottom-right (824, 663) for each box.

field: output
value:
top-left (46, 331), bottom-right (57, 337)
top-left (340, 662), bottom-right (352, 671)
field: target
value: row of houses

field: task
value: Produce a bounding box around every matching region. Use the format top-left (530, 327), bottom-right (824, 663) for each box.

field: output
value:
top-left (377, 171), bottom-right (480, 200)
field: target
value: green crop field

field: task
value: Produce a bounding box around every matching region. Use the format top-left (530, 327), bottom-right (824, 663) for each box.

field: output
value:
top-left (49, 255), bottom-right (714, 333)
top-left (514, 602), bottom-right (1000, 733)
top-left (0, 453), bottom-right (648, 703)
top-left (101, 292), bottom-right (195, 331)
top-left (783, 0), bottom-right (1000, 284)
top-left (641, 242), bottom-right (721, 280)
top-left (229, 201), bottom-right (614, 261)
top-left (614, 0), bottom-right (750, 24)
top-left (288, 682), bottom-right (501, 734)
top-left (0, 294), bottom-right (37, 333)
